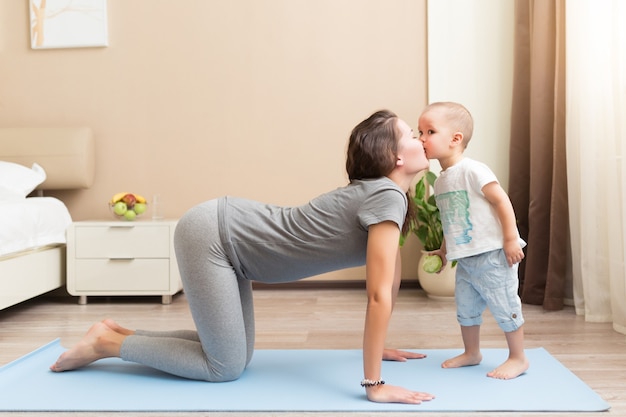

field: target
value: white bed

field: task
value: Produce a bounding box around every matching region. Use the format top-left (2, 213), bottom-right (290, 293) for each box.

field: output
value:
top-left (0, 128), bottom-right (95, 310)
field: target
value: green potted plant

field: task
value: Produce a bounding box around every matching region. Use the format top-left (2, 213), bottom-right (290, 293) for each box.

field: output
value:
top-left (402, 170), bottom-right (456, 299)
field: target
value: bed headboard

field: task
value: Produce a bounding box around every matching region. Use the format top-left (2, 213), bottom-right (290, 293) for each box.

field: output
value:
top-left (0, 127), bottom-right (95, 190)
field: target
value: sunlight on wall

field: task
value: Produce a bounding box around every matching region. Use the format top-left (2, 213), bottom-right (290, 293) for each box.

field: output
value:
top-left (427, 0), bottom-right (514, 189)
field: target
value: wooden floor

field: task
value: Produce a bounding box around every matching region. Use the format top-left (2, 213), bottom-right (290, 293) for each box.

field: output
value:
top-left (1, 284), bottom-right (625, 417)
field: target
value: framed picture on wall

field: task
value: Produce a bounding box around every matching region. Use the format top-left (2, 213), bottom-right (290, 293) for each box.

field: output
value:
top-left (30, 0), bottom-right (108, 49)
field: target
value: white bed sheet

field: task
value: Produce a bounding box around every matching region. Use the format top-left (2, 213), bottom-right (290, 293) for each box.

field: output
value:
top-left (0, 196), bottom-right (72, 257)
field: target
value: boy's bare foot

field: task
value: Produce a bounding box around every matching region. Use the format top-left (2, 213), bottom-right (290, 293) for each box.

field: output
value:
top-left (50, 322), bottom-right (124, 372)
top-left (441, 352), bottom-right (482, 368)
top-left (487, 356), bottom-right (529, 379)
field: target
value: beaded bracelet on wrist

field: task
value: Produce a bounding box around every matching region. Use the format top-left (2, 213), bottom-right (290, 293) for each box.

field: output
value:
top-left (360, 379), bottom-right (385, 387)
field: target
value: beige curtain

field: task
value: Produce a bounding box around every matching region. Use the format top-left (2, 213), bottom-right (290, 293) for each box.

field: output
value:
top-left (566, 1), bottom-right (626, 335)
top-left (509, 0), bottom-right (568, 311)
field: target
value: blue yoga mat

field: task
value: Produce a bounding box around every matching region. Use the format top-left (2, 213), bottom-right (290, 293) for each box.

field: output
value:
top-left (0, 339), bottom-right (610, 412)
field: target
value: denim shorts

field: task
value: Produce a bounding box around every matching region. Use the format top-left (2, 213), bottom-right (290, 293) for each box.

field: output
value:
top-left (455, 249), bottom-right (524, 333)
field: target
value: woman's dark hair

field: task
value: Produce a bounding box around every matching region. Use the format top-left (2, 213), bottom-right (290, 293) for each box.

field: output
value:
top-left (345, 109), bottom-right (416, 237)
top-left (346, 110), bottom-right (399, 181)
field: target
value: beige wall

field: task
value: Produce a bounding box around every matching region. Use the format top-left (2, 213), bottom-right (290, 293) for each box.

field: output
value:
top-left (1, 1), bottom-right (428, 281)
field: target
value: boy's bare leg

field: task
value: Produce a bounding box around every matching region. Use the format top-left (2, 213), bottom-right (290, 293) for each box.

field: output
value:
top-left (487, 326), bottom-right (528, 379)
top-left (442, 325), bottom-right (482, 368)
top-left (49, 321), bottom-right (126, 372)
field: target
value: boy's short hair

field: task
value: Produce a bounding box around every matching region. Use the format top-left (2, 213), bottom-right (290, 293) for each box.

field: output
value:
top-left (425, 102), bottom-right (474, 148)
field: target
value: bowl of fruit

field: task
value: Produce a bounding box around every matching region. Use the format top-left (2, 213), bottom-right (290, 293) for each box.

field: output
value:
top-left (109, 192), bottom-right (148, 221)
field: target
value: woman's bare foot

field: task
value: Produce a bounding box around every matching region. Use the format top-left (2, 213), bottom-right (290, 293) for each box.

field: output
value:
top-left (487, 356), bottom-right (529, 379)
top-left (102, 318), bottom-right (135, 336)
top-left (50, 322), bottom-right (125, 372)
top-left (441, 351), bottom-right (482, 368)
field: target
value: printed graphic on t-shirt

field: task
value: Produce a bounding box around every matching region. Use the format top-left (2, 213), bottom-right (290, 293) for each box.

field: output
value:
top-left (437, 190), bottom-right (473, 245)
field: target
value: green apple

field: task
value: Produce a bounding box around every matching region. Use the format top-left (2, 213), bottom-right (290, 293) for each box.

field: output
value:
top-left (423, 254), bottom-right (443, 273)
top-left (133, 202), bottom-right (147, 215)
top-left (113, 201), bottom-right (127, 215)
top-left (123, 209), bottom-right (137, 221)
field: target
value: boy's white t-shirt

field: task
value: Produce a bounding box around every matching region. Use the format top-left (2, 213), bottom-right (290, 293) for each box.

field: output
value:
top-left (434, 158), bottom-right (525, 261)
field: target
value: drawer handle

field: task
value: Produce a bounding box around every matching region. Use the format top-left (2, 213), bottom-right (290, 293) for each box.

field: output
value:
top-left (109, 225), bottom-right (135, 229)
top-left (109, 257), bottom-right (135, 261)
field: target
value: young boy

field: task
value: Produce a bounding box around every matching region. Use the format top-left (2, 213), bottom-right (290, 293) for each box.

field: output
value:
top-left (418, 102), bottom-right (529, 379)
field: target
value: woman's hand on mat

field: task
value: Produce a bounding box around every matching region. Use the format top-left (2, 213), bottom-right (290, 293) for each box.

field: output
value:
top-left (382, 348), bottom-right (426, 361)
top-left (366, 384), bottom-right (435, 404)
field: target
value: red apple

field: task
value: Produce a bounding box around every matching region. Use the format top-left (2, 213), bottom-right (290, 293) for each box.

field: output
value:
top-left (122, 193), bottom-right (136, 209)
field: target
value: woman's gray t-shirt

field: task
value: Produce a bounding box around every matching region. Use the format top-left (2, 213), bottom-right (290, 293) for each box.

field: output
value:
top-left (217, 177), bottom-right (407, 283)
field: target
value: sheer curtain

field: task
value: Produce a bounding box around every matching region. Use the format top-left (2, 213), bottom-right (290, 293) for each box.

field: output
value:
top-left (566, 1), bottom-right (626, 335)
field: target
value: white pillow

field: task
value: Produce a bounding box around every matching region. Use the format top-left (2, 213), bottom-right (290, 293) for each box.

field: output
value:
top-left (0, 161), bottom-right (47, 197)
top-left (0, 186), bottom-right (23, 202)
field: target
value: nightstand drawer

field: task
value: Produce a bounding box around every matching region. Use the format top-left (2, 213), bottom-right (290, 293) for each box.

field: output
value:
top-left (74, 225), bottom-right (171, 259)
top-left (74, 259), bottom-right (170, 291)
top-left (66, 219), bottom-right (182, 304)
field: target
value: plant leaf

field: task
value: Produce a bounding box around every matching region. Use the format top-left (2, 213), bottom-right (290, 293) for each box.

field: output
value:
top-left (409, 170), bottom-right (444, 251)
top-left (425, 170), bottom-right (437, 187)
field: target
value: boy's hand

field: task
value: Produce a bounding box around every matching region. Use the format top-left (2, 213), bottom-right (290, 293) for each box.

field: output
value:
top-left (503, 240), bottom-right (524, 267)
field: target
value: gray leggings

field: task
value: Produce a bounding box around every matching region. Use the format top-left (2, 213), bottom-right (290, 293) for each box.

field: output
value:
top-left (119, 200), bottom-right (255, 381)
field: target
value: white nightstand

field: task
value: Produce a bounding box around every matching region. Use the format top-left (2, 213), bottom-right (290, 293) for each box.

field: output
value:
top-left (66, 220), bottom-right (183, 305)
